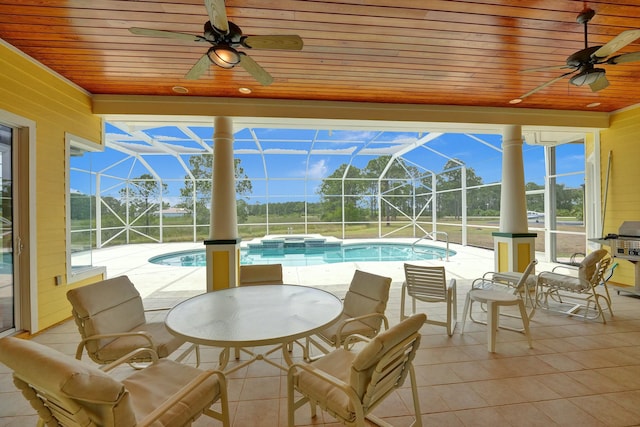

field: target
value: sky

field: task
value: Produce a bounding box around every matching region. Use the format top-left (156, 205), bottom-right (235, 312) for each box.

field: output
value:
top-left (70, 123), bottom-right (586, 206)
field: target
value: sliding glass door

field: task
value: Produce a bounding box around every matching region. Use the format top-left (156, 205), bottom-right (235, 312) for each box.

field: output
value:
top-left (0, 124), bottom-right (14, 334)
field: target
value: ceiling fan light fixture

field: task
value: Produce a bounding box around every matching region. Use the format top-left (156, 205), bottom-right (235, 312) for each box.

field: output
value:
top-left (207, 45), bottom-right (240, 69)
top-left (570, 68), bottom-right (606, 86)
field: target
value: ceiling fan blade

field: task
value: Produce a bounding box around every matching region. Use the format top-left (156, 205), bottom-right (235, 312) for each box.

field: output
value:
top-left (204, 0), bottom-right (229, 34)
top-left (608, 51), bottom-right (640, 64)
top-left (129, 27), bottom-right (203, 42)
top-left (589, 75), bottom-right (609, 92)
top-left (520, 64), bottom-right (573, 73)
top-left (243, 35), bottom-right (304, 50)
top-left (592, 29), bottom-right (640, 59)
top-left (519, 71), bottom-right (576, 99)
top-left (185, 54), bottom-right (212, 80)
top-left (239, 53), bottom-right (273, 86)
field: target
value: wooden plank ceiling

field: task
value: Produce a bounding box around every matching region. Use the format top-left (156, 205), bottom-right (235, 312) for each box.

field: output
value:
top-left (1, 0), bottom-right (639, 113)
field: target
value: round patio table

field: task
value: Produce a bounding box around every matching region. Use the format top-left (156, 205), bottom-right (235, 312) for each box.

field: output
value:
top-left (165, 284), bottom-right (342, 372)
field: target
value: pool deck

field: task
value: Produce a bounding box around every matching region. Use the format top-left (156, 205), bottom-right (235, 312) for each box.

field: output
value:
top-left (93, 238), bottom-right (550, 301)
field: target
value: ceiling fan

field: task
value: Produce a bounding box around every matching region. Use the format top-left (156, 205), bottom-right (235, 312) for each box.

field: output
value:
top-left (518, 8), bottom-right (640, 100)
top-left (128, 0), bottom-right (303, 86)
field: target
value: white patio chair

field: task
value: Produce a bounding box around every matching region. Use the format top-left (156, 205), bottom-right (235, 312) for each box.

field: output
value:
top-left (305, 270), bottom-right (391, 360)
top-left (461, 260), bottom-right (537, 352)
top-left (401, 264), bottom-right (457, 336)
top-left (535, 249), bottom-right (613, 323)
top-left (0, 337), bottom-right (229, 427)
top-left (239, 263), bottom-right (283, 286)
top-left (67, 275), bottom-right (199, 367)
top-left (288, 313), bottom-right (425, 427)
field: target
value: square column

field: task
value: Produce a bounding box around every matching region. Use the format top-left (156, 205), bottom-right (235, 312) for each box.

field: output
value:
top-left (204, 239), bottom-right (241, 291)
top-left (492, 232), bottom-right (537, 273)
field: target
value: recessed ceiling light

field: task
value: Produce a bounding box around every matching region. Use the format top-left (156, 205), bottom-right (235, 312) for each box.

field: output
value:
top-left (587, 102), bottom-right (601, 108)
top-left (239, 87), bottom-right (252, 94)
top-left (509, 98), bottom-right (523, 104)
top-left (172, 86), bottom-right (189, 94)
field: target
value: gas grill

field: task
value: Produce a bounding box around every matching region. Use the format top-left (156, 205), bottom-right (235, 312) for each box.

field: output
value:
top-left (602, 221), bottom-right (640, 294)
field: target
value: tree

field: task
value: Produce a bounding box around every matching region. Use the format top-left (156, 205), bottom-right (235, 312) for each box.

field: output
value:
top-left (317, 164), bottom-right (367, 222)
top-left (436, 159), bottom-right (483, 218)
top-left (178, 154), bottom-right (253, 223)
top-left (363, 156), bottom-right (418, 224)
top-left (119, 173), bottom-right (167, 232)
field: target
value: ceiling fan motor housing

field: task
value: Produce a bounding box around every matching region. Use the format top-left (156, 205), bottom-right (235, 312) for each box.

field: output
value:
top-left (204, 21), bottom-right (243, 45)
top-left (566, 45), bottom-right (603, 68)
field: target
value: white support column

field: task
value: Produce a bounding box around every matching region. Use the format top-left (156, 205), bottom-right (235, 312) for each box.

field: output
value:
top-left (96, 173), bottom-right (102, 248)
top-left (461, 166), bottom-right (467, 246)
top-left (493, 125), bottom-right (537, 272)
top-left (499, 125), bottom-right (528, 233)
top-left (205, 116), bottom-right (241, 291)
top-left (210, 116), bottom-right (237, 240)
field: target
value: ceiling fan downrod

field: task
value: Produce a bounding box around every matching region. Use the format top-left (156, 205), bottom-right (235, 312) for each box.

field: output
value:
top-left (577, 8), bottom-right (596, 50)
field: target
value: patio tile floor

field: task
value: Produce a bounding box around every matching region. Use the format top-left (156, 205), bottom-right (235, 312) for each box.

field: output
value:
top-left (1, 241), bottom-right (640, 426)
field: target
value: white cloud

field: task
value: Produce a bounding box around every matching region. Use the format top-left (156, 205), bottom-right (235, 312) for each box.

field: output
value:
top-left (306, 159), bottom-right (328, 179)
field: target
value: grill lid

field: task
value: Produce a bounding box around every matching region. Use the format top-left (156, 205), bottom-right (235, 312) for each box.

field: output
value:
top-left (618, 221), bottom-right (640, 239)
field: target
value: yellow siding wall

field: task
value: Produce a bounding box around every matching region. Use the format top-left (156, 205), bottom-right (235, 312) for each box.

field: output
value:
top-left (0, 44), bottom-right (103, 329)
top-left (600, 106), bottom-right (640, 287)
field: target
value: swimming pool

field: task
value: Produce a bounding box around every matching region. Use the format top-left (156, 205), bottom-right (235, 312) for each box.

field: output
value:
top-left (149, 242), bottom-right (454, 267)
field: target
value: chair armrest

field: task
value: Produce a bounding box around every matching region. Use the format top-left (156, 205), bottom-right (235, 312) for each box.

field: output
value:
top-left (482, 271), bottom-right (497, 280)
top-left (101, 348), bottom-right (160, 372)
top-left (342, 334), bottom-right (372, 349)
top-left (471, 277), bottom-right (518, 292)
top-left (551, 264), bottom-right (578, 274)
top-left (289, 362), bottom-right (359, 404)
top-left (447, 278), bottom-right (456, 291)
top-left (335, 313), bottom-right (389, 345)
top-left (75, 331), bottom-right (156, 359)
top-left (137, 369), bottom-right (227, 427)
top-left (143, 307), bottom-right (172, 312)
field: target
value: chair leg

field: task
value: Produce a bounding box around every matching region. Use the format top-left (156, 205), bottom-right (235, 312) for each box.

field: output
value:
top-left (487, 301), bottom-right (498, 352)
top-left (517, 300), bottom-right (533, 349)
top-left (400, 285), bottom-right (407, 320)
top-left (287, 372), bottom-right (295, 427)
top-left (447, 286), bottom-right (457, 337)
top-left (460, 293), bottom-right (471, 334)
top-left (408, 365), bottom-right (423, 427)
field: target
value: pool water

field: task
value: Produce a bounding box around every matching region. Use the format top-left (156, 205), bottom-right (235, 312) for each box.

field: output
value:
top-left (149, 243), bottom-right (454, 267)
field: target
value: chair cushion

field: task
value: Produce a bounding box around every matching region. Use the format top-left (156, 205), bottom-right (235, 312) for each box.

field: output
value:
top-left (317, 313), bottom-right (379, 345)
top-left (578, 249), bottom-right (608, 282)
top-left (296, 314), bottom-right (425, 423)
top-left (94, 321), bottom-right (184, 362)
top-left (350, 314), bottom-right (425, 398)
top-left (67, 276), bottom-right (146, 331)
top-left (67, 276), bottom-right (149, 355)
top-left (352, 313), bottom-right (425, 371)
top-left (538, 272), bottom-right (588, 291)
top-left (123, 359), bottom-right (221, 427)
top-left (239, 264), bottom-right (283, 286)
top-left (0, 337), bottom-right (127, 405)
top-left (342, 270), bottom-right (391, 330)
top-left (296, 348), bottom-right (357, 422)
